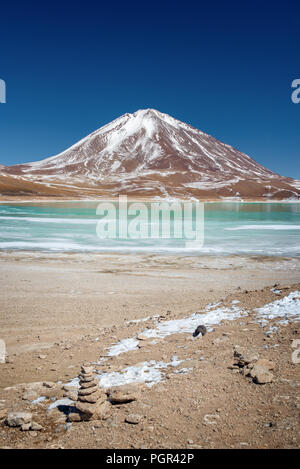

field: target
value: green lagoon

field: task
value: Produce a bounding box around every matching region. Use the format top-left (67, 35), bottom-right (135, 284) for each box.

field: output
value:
top-left (0, 201), bottom-right (299, 256)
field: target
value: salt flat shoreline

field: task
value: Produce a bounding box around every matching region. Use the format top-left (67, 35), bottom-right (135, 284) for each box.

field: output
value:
top-left (1, 251), bottom-right (300, 357)
top-left (0, 251), bottom-right (300, 449)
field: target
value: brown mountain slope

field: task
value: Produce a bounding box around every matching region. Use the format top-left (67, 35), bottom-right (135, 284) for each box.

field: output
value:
top-left (1, 109), bottom-right (299, 199)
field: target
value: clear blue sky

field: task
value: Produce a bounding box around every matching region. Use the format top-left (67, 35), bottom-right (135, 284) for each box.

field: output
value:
top-left (0, 1), bottom-right (299, 178)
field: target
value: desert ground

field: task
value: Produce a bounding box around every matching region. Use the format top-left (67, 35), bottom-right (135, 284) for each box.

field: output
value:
top-left (0, 252), bottom-right (300, 449)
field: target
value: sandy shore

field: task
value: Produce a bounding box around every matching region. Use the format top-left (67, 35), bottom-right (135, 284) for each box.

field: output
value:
top-left (0, 252), bottom-right (300, 449)
top-left (1, 251), bottom-right (300, 357)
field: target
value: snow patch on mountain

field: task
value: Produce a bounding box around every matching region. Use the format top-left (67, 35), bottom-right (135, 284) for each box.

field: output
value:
top-left (2, 109), bottom-right (299, 199)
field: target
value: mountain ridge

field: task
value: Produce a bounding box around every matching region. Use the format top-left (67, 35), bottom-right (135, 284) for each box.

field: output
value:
top-left (1, 109), bottom-right (299, 199)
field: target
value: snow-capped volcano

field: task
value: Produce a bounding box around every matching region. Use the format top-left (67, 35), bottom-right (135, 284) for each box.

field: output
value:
top-left (2, 109), bottom-right (299, 199)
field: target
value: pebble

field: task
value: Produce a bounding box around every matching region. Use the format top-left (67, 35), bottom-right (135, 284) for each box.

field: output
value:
top-left (21, 423), bottom-right (32, 431)
top-left (22, 390), bottom-right (38, 401)
top-left (106, 384), bottom-right (141, 404)
top-left (31, 421), bottom-right (43, 431)
top-left (6, 412), bottom-right (32, 427)
top-left (125, 413), bottom-right (143, 425)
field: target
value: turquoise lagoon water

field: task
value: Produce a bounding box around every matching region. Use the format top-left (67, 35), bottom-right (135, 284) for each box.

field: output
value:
top-left (0, 201), bottom-right (299, 256)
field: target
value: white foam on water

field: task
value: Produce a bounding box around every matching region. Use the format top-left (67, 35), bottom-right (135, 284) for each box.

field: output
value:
top-left (0, 216), bottom-right (98, 224)
top-left (225, 225), bottom-right (300, 231)
top-left (0, 241), bottom-right (90, 251)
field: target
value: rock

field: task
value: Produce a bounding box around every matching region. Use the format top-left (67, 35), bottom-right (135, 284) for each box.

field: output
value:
top-left (75, 401), bottom-right (97, 417)
top-left (95, 401), bottom-right (111, 420)
top-left (255, 359), bottom-right (275, 370)
top-left (23, 382), bottom-right (44, 392)
top-left (21, 423), bottom-right (32, 431)
top-left (43, 388), bottom-right (63, 399)
top-left (68, 412), bottom-right (82, 422)
top-left (241, 367), bottom-right (251, 377)
top-left (43, 382), bottom-right (55, 388)
top-left (6, 412), bottom-right (32, 427)
top-left (193, 325), bottom-right (207, 337)
top-left (64, 391), bottom-right (78, 401)
top-left (22, 390), bottom-right (39, 401)
top-left (30, 421), bottom-right (43, 431)
top-left (75, 399), bottom-right (107, 420)
top-left (0, 409), bottom-right (8, 420)
top-left (38, 354), bottom-right (47, 359)
top-left (233, 346), bottom-right (259, 366)
top-left (106, 384), bottom-right (142, 404)
top-left (78, 389), bottom-right (104, 403)
top-left (81, 365), bottom-right (94, 374)
top-left (250, 365), bottom-right (273, 384)
top-left (78, 374), bottom-right (94, 382)
top-left (75, 364), bottom-right (107, 420)
top-left (79, 379), bottom-right (99, 389)
top-left (78, 385), bottom-right (99, 396)
top-left (62, 384), bottom-right (77, 392)
top-left (228, 364), bottom-right (239, 370)
top-left (46, 408), bottom-right (67, 424)
top-left (125, 413), bottom-right (143, 424)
